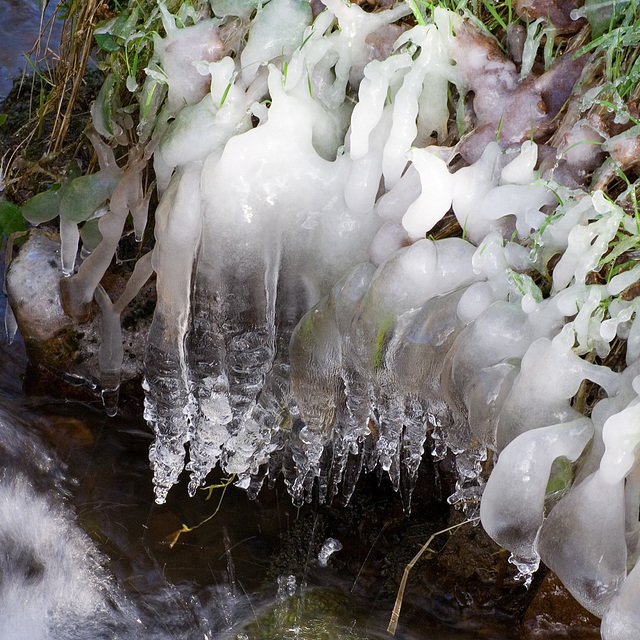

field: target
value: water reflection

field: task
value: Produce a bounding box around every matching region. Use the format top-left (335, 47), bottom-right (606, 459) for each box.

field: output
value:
top-left (0, 0), bottom-right (63, 99)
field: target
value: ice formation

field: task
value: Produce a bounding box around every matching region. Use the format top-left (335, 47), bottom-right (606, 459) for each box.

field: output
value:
top-left (317, 537), bottom-right (343, 567)
top-left (15, 0), bottom-right (640, 636)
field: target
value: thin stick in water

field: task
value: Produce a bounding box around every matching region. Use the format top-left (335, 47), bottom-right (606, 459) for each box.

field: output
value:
top-left (387, 516), bottom-right (480, 635)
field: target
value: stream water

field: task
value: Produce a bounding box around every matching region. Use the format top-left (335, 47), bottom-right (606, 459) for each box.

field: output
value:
top-left (0, 0), bottom-right (62, 100)
top-left (0, 294), bottom-right (508, 639)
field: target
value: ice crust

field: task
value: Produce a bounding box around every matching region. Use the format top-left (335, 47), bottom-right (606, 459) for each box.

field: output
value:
top-left (40, 1), bottom-right (640, 634)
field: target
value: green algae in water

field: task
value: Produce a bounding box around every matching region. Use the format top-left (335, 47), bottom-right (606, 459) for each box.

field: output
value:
top-left (233, 587), bottom-right (370, 640)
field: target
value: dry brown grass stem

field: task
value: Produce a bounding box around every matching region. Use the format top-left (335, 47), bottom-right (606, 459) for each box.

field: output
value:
top-left (49, 0), bottom-right (102, 153)
top-left (1, 2), bottom-right (104, 198)
top-left (387, 516), bottom-right (480, 636)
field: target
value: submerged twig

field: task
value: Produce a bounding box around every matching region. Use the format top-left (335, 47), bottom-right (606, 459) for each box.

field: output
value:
top-left (166, 475), bottom-right (236, 549)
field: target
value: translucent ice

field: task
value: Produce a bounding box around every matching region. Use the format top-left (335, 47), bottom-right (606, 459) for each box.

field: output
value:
top-left (480, 418), bottom-right (594, 582)
top-left (317, 538), bottom-right (343, 567)
top-left (440, 299), bottom-right (563, 452)
top-left (496, 326), bottom-right (619, 450)
top-left (602, 559), bottom-right (640, 640)
top-left (80, 13), bottom-right (640, 610)
top-left (153, 7), bottom-right (227, 111)
top-left (145, 162), bottom-right (204, 502)
top-left (538, 470), bottom-right (627, 617)
top-left (240, 0), bottom-right (312, 84)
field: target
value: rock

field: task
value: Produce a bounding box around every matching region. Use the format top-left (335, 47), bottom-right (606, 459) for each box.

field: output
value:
top-left (5, 228), bottom-right (154, 402)
top-left (522, 570), bottom-right (601, 639)
top-left (33, 414), bottom-right (94, 448)
top-left (6, 230), bottom-right (75, 344)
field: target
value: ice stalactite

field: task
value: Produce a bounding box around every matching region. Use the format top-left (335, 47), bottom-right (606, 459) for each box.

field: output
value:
top-left (289, 270), bottom-right (353, 504)
top-left (145, 162), bottom-right (204, 503)
top-left (378, 288), bottom-right (467, 505)
top-left (145, 0), bottom-right (421, 500)
top-left (342, 239), bottom-right (479, 494)
top-left (292, 262), bottom-right (377, 504)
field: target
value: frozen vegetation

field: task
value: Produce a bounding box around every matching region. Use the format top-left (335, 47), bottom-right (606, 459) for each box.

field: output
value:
top-left (7, 0), bottom-right (640, 637)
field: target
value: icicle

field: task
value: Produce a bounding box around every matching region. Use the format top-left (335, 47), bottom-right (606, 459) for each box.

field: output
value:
top-left (94, 285), bottom-right (123, 417)
top-left (289, 283), bottom-right (343, 501)
top-left (145, 162), bottom-right (203, 504)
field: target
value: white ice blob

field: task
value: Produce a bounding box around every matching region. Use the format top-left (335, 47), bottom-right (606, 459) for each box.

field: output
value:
top-left (240, 0), bottom-right (312, 84)
top-left (401, 148), bottom-right (454, 239)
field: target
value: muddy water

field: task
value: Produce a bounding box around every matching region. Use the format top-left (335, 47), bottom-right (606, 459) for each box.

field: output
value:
top-left (0, 0), bottom-right (63, 99)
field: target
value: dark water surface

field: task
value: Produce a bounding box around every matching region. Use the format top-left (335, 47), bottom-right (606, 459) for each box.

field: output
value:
top-left (0, 0), bottom-right (63, 99)
top-left (0, 357), bottom-right (486, 638)
top-left (0, 284), bottom-right (510, 638)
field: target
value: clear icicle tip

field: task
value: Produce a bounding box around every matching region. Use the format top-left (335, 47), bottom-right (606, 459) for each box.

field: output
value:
top-left (317, 537), bottom-right (343, 567)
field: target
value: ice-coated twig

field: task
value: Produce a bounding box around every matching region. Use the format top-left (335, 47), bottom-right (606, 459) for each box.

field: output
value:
top-left (113, 251), bottom-right (154, 315)
top-left (93, 252), bottom-right (154, 416)
top-left (94, 284), bottom-right (123, 417)
top-left (60, 144), bottom-right (147, 322)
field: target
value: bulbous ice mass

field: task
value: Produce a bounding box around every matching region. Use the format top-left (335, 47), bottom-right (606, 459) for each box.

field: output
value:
top-left (538, 471), bottom-right (627, 617)
top-left (480, 418), bottom-right (594, 582)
